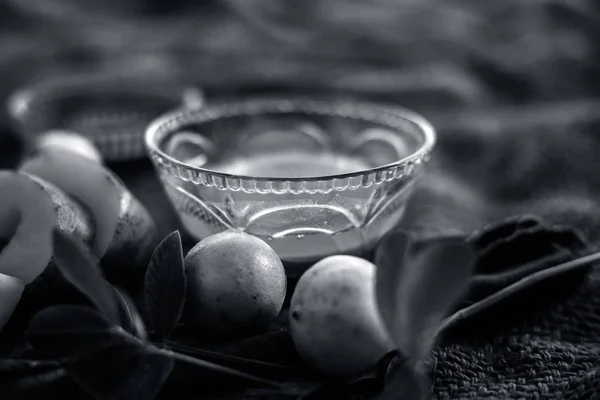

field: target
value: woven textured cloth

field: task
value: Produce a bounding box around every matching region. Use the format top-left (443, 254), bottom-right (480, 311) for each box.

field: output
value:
top-left (433, 273), bottom-right (600, 399)
top-left (3, 1), bottom-right (600, 399)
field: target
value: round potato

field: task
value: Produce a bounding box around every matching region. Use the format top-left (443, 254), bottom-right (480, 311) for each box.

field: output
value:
top-left (20, 149), bottom-right (158, 289)
top-left (0, 171), bottom-right (95, 331)
top-left (184, 230), bottom-right (286, 336)
top-left (289, 255), bottom-right (395, 375)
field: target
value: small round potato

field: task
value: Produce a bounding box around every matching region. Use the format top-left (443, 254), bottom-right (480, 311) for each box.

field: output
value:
top-left (20, 149), bottom-right (158, 289)
top-left (184, 230), bottom-right (286, 337)
top-left (289, 255), bottom-right (395, 375)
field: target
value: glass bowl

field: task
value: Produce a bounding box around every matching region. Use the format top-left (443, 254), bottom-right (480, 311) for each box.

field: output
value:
top-left (145, 97), bottom-right (435, 275)
top-left (7, 72), bottom-right (203, 162)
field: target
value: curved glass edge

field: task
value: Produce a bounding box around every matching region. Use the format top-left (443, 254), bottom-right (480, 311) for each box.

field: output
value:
top-left (6, 73), bottom-right (188, 125)
top-left (148, 147), bottom-right (429, 195)
top-left (145, 97), bottom-right (436, 189)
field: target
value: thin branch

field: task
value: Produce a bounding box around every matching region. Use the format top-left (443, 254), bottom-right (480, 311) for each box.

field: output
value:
top-left (152, 347), bottom-right (286, 389)
top-left (163, 340), bottom-right (304, 375)
top-left (438, 250), bottom-right (600, 334)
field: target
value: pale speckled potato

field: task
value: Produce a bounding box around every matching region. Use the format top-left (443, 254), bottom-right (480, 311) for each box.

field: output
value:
top-left (184, 230), bottom-right (287, 336)
top-left (25, 172), bottom-right (94, 247)
top-left (0, 171), bottom-right (96, 330)
top-left (289, 255), bottom-right (395, 375)
top-left (101, 171), bottom-right (158, 288)
top-left (19, 149), bottom-right (158, 288)
top-left (20, 149), bottom-right (121, 257)
top-left (25, 172), bottom-right (97, 295)
top-left (0, 172), bottom-right (94, 282)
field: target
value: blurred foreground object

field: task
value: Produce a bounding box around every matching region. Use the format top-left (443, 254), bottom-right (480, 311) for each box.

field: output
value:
top-left (36, 130), bottom-right (103, 163)
top-left (7, 72), bottom-right (203, 162)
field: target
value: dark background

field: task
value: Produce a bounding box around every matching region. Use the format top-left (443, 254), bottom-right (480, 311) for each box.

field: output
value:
top-left (1, 1), bottom-right (599, 121)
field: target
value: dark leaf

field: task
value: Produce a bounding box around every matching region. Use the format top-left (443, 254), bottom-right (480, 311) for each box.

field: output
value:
top-left (472, 215), bottom-right (589, 275)
top-left (300, 350), bottom-right (401, 400)
top-left (53, 229), bottom-right (120, 324)
top-left (375, 353), bottom-right (429, 400)
top-left (0, 358), bottom-right (62, 382)
top-left (145, 231), bottom-right (186, 341)
top-left (440, 216), bottom-right (596, 333)
top-left (464, 215), bottom-right (592, 303)
top-left (26, 305), bottom-right (127, 360)
top-left (439, 250), bottom-right (600, 334)
top-left (2, 341), bottom-right (38, 359)
top-left (65, 342), bottom-right (173, 400)
top-left (0, 359), bottom-right (86, 399)
top-left (26, 305), bottom-right (173, 400)
top-left (375, 231), bottom-right (474, 363)
top-left (111, 284), bottom-right (148, 340)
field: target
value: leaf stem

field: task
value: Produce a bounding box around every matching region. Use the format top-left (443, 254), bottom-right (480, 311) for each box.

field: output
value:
top-left (162, 340), bottom-right (304, 375)
top-left (153, 347), bottom-right (286, 389)
top-left (438, 250), bottom-right (600, 334)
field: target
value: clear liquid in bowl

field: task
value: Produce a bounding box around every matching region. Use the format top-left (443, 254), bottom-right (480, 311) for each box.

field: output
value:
top-left (205, 151), bottom-right (373, 178)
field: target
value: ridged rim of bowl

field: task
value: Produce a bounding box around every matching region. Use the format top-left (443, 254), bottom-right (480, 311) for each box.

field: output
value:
top-left (6, 72), bottom-right (189, 129)
top-left (6, 72), bottom-right (192, 161)
top-left (145, 97), bottom-right (436, 188)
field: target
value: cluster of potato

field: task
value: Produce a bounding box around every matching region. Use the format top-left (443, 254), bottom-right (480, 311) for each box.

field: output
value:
top-left (0, 132), bottom-right (396, 379)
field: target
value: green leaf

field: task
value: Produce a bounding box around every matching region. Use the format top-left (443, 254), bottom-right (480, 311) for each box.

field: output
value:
top-left (52, 229), bottom-right (119, 325)
top-left (145, 231), bottom-right (186, 341)
top-left (375, 231), bottom-right (474, 363)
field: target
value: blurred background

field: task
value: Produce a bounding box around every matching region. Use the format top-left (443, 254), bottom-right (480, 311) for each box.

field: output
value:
top-left (1, 1), bottom-right (598, 97)
top-left (1, 0), bottom-right (598, 114)
top-left (1, 0), bottom-right (600, 239)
